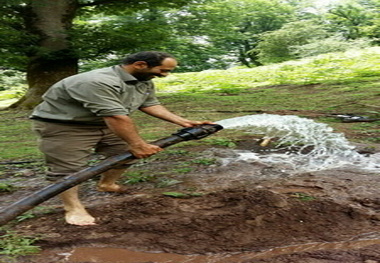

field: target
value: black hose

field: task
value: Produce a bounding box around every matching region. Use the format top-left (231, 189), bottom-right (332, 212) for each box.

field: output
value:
top-left (0, 124), bottom-right (223, 226)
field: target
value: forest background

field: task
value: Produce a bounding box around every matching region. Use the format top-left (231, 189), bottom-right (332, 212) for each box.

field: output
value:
top-left (0, 0), bottom-right (379, 108)
top-left (0, 1), bottom-right (379, 258)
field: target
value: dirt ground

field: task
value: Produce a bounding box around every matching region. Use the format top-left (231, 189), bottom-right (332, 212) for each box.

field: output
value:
top-left (1, 111), bottom-right (380, 263)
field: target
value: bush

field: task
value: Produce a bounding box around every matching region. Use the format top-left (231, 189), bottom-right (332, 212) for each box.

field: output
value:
top-left (291, 36), bottom-right (372, 58)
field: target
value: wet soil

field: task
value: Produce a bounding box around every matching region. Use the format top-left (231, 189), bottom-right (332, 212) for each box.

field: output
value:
top-left (1, 111), bottom-right (380, 263)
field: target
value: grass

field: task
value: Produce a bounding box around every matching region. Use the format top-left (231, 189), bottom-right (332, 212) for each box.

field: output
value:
top-left (122, 171), bottom-right (155, 184)
top-left (0, 182), bottom-right (16, 192)
top-left (0, 110), bottom-right (42, 161)
top-left (0, 229), bottom-right (41, 261)
top-left (0, 46), bottom-right (379, 162)
top-left (0, 47), bottom-right (379, 259)
top-left (156, 47), bottom-right (380, 91)
top-left (154, 47), bottom-right (380, 115)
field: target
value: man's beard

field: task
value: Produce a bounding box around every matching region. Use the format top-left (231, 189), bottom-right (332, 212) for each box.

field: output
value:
top-left (134, 72), bottom-right (162, 81)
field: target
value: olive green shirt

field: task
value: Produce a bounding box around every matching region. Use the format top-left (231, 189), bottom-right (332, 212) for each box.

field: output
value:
top-left (31, 66), bottom-right (160, 125)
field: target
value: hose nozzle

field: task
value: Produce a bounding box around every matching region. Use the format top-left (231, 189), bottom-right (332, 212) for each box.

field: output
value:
top-left (174, 124), bottom-right (224, 141)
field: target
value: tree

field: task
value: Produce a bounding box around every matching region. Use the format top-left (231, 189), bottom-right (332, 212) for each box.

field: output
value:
top-left (326, 2), bottom-right (374, 40)
top-left (252, 20), bottom-right (372, 64)
top-left (290, 35), bottom-right (371, 58)
top-left (339, 0), bottom-right (380, 43)
top-left (254, 21), bottom-right (332, 64)
top-left (204, 0), bottom-right (297, 67)
top-left (76, 8), bottom-right (225, 73)
top-left (0, 0), bottom-right (199, 109)
top-left (109, 0), bottom-right (299, 70)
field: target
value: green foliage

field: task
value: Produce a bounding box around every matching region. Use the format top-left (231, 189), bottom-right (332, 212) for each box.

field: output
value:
top-left (255, 21), bottom-right (334, 64)
top-left (156, 178), bottom-right (182, 188)
top-left (1, 0), bottom-right (380, 84)
top-left (162, 191), bottom-right (203, 198)
top-left (291, 192), bottom-right (316, 201)
top-left (0, 230), bottom-right (41, 259)
top-left (162, 191), bottom-right (188, 198)
top-left (74, 10), bottom-right (174, 66)
top-left (0, 70), bottom-right (26, 91)
top-left (0, 182), bottom-right (16, 192)
top-left (0, 110), bottom-right (42, 161)
top-left (0, 47), bottom-right (379, 164)
top-left (15, 212), bottom-right (36, 223)
top-left (191, 158), bottom-right (217, 165)
top-left (291, 36), bottom-right (371, 58)
top-left (0, 88), bottom-right (25, 101)
top-left (205, 137), bottom-right (237, 148)
top-left (253, 0), bottom-right (380, 64)
top-left (0, 0), bottom-right (199, 72)
top-left (0, 70), bottom-right (26, 105)
top-left (350, 121), bottom-right (380, 143)
top-left (123, 171), bottom-right (154, 184)
top-left (326, 2), bottom-right (375, 40)
top-left (173, 167), bottom-right (193, 174)
top-left (156, 47), bottom-right (380, 91)
top-left (178, 0), bottom-right (297, 67)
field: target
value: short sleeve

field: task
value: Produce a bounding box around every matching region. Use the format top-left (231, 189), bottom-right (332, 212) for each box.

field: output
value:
top-left (66, 81), bottom-right (130, 116)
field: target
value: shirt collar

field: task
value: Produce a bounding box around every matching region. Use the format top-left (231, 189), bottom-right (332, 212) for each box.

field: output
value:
top-left (114, 65), bottom-right (152, 84)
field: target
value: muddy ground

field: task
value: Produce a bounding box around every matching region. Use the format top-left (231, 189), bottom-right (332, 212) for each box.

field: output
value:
top-left (1, 112), bottom-right (380, 263)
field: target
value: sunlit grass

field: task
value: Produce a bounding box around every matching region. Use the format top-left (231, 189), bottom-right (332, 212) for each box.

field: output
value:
top-left (0, 110), bottom-right (41, 161)
top-left (0, 99), bottom-right (17, 109)
top-left (0, 86), bottom-right (25, 109)
top-left (0, 47), bottom-right (379, 161)
top-left (155, 47), bottom-right (380, 93)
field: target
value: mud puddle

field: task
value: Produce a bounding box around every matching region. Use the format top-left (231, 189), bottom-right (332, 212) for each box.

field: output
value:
top-left (68, 236), bottom-right (380, 263)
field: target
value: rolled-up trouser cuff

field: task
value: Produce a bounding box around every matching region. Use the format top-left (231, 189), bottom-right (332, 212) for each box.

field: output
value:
top-left (46, 171), bottom-right (73, 181)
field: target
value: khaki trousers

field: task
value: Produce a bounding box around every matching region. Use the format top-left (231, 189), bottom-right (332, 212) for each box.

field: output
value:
top-left (32, 121), bottom-right (129, 179)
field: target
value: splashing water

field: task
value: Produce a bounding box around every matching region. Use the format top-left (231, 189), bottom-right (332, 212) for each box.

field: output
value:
top-left (216, 114), bottom-right (380, 172)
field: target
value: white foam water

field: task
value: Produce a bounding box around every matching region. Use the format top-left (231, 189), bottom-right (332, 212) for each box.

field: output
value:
top-left (216, 114), bottom-right (380, 172)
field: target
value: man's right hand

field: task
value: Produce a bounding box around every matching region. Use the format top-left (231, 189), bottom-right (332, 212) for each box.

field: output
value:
top-left (128, 143), bottom-right (163, 159)
top-left (104, 115), bottom-right (164, 159)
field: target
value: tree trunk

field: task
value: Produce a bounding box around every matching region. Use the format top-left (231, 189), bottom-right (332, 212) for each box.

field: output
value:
top-left (9, 0), bottom-right (79, 109)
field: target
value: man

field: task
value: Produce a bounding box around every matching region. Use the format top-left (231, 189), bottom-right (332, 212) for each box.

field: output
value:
top-left (31, 51), bottom-right (213, 226)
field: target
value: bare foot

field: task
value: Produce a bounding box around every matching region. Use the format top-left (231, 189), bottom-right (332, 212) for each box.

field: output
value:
top-left (97, 183), bottom-right (129, 193)
top-left (65, 209), bottom-right (96, 226)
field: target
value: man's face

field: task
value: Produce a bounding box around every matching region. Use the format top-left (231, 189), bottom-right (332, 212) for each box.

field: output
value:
top-left (133, 57), bottom-right (177, 81)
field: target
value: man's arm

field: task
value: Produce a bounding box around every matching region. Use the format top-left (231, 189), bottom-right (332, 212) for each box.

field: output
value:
top-left (103, 115), bottom-right (162, 158)
top-left (140, 105), bottom-right (214, 127)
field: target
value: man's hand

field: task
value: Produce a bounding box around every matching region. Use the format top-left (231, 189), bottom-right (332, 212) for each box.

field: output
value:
top-left (103, 115), bottom-right (163, 159)
top-left (128, 142), bottom-right (163, 159)
top-left (180, 120), bottom-right (216, 127)
top-left (140, 105), bottom-right (215, 127)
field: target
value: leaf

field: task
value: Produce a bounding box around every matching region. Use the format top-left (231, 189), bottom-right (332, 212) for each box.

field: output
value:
top-left (162, 192), bottom-right (189, 198)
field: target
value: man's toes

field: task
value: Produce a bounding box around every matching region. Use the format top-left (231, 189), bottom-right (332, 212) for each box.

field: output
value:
top-left (65, 211), bottom-right (96, 226)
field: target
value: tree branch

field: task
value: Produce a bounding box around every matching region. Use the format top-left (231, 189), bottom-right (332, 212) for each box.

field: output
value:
top-left (78, 0), bottom-right (140, 8)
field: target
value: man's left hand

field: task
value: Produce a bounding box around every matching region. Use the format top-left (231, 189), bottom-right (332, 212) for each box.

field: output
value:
top-left (181, 120), bottom-right (216, 127)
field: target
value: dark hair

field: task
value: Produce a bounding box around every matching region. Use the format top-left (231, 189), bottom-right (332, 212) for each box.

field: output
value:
top-left (121, 51), bottom-right (176, 67)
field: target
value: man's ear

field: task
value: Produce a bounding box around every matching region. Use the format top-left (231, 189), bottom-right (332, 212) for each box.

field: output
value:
top-left (133, 61), bottom-right (148, 69)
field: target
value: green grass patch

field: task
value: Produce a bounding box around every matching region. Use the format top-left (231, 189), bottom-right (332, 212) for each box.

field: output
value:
top-left (0, 47), bottom-right (379, 163)
top-left (0, 182), bottom-right (16, 193)
top-left (0, 110), bottom-right (41, 161)
top-left (156, 47), bottom-right (380, 93)
top-left (0, 229), bottom-right (41, 261)
top-left (122, 171), bottom-right (155, 184)
top-left (162, 191), bottom-right (203, 198)
top-left (204, 137), bottom-right (237, 148)
top-left (291, 192), bottom-right (317, 201)
top-left (191, 158), bottom-right (217, 166)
